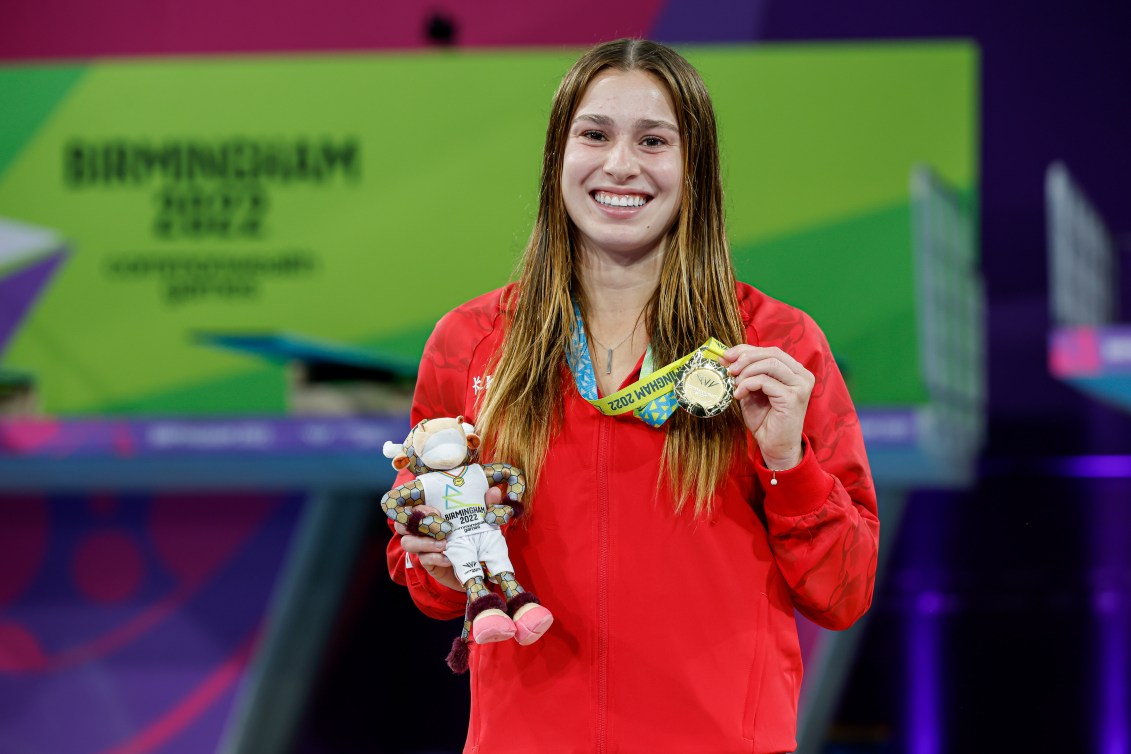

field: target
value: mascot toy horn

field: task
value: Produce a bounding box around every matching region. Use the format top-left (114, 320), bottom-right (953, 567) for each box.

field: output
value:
top-left (382, 416), bottom-right (553, 672)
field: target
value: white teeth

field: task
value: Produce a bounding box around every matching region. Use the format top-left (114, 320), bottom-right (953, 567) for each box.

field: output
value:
top-left (594, 191), bottom-right (647, 208)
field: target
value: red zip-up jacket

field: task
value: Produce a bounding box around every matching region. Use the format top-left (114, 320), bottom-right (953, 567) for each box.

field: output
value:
top-left (386, 282), bottom-right (879, 754)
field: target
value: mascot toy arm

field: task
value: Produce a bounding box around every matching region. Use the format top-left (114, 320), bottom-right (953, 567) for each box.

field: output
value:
top-left (479, 462), bottom-right (526, 526)
top-left (382, 416), bottom-right (552, 673)
top-left (380, 477), bottom-right (453, 541)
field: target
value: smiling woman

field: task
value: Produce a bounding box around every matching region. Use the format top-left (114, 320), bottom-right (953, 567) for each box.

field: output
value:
top-left (385, 38), bottom-right (879, 754)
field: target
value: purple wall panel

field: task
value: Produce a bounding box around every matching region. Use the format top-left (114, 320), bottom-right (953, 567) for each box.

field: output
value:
top-left (651, 0), bottom-right (769, 43)
top-left (0, 252), bottom-right (66, 355)
top-left (0, 492), bottom-right (302, 754)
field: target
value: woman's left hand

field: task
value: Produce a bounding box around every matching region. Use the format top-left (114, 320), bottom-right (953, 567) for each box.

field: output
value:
top-left (720, 345), bottom-right (814, 470)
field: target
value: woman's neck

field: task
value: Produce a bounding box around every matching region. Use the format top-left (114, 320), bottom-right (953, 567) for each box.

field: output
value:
top-left (575, 243), bottom-right (663, 395)
top-left (575, 243), bottom-right (663, 319)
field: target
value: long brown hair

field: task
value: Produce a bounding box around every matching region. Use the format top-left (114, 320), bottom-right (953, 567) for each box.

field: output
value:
top-left (475, 38), bottom-right (746, 516)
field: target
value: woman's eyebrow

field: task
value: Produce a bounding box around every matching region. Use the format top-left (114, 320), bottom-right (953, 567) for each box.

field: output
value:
top-left (572, 114), bottom-right (678, 133)
top-left (573, 113), bottom-right (614, 126)
top-left (635, 118), bottom-right (678, 133)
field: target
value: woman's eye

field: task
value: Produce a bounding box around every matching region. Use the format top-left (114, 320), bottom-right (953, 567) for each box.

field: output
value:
top-left (580, 130), bottom-right (607, 141)
top-left (641, 136), bottom-right (666, 148)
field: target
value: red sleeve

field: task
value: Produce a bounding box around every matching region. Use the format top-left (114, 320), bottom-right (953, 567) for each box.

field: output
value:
top-left (750, 308), bottom-right (880, 631)
top-left (384, 297), bottom-right (501, 620)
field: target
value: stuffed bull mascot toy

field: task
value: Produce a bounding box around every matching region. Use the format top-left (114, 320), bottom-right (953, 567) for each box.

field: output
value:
top-left (382, 416), bottom-right (553, 672)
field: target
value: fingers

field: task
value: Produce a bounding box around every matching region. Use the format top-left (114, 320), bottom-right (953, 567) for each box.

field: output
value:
top-left (393, 514), bottom-right (459, 589)
top-left (396, 527), bottom-right (453, 571)
top-left (484, 485), bottom-right (503, 505)
top-left (733, 373), bottom-right (781, 402)
top-left (733, 368), bottom-right (811, 401)
top-left (397, 526), bottom-right (448, 555)
top-left (722, 345), bottom-right (810, 387)
top-left (417, 552), bottom-right (454, 571)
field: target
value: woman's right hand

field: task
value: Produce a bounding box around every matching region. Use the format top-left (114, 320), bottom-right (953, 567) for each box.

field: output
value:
top-left (394, 505), bottom-right (464, 591)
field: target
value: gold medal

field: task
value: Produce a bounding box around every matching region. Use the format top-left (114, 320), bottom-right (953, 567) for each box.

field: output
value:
top-left (673, 348), bottom-right (734, 418)
top-left (454, 477), bottom-right (465, 487)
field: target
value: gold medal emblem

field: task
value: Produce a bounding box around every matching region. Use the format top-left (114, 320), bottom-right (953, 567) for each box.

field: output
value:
top-left (673, 349), bottom-right (734, 418)
top-left (454, 477), bottom-right (465, 487)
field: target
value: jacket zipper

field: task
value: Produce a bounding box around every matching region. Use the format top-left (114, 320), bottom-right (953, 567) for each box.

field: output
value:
top-left (596, 415), bottom-right (611, 754)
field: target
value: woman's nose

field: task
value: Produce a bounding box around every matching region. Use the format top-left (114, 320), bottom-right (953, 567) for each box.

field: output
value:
top-left (603, 140), bottom-right (639, 181)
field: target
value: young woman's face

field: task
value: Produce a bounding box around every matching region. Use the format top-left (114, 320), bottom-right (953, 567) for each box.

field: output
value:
top-left (560, 69), bottom-right (683, 261)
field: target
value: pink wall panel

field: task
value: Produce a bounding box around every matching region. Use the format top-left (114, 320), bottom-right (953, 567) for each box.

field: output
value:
top-left (0, 0), bottom-right (666, 61)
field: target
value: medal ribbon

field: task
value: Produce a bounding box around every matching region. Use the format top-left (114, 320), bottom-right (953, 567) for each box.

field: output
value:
top-left (440, 467), bottom-right (468, 486)
top-left (567, 302), bottom-right (729, 428)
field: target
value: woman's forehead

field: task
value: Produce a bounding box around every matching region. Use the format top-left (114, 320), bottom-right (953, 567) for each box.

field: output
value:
top-left (574, 69), bottom-right (677, 125)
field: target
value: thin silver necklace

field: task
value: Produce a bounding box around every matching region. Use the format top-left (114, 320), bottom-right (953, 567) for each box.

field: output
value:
top-left (588, 311), bottom-right (645, 375)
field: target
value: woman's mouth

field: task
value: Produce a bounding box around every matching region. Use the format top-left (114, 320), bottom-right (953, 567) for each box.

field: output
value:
top-left (591, 190), bottom-right (651, 208)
